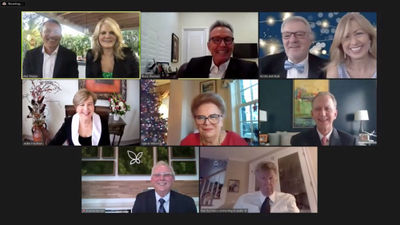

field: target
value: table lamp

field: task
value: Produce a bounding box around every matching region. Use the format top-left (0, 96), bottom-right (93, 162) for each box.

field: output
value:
top-left (354, 110), bottom-right (369, 133)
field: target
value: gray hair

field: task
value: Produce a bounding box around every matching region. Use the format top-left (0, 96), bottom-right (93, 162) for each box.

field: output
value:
top-left (312, 91), bottom-right (337, 109)
top-left (151, 161), bottom-right (176, 177)
top-left (255, 161), bottom-right (277, 175)
top-left (209, 20), bottom-right (234, 36)
top-left (41, 19), bottom-right (62, 33)
top-left (281, 16), bottom-right (314, 41)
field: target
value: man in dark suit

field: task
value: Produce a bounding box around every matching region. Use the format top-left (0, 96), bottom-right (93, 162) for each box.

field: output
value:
top-left (132, 161), bottom-right (197, 213)
top-left (291, 92), bottom-right (356, 146)
top-left (180, 20), bottom-right (258, 79)
top-left (259, 16), bottom-right (327, 79)
top-left (23, 19), bottom-right (78, 78)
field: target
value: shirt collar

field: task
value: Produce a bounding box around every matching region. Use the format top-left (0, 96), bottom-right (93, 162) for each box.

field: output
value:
top-left (209, 58), bottom-right (230, 78)
top-left (316, 128), bottom-right (333, 141)
top-left (258, 190), bottom-right (276, 204)
top-left (155, 191), bottom-right (171, 203)
top-left (42, 45), bottom-right (59, 56)
top-left (287, 55), bottom-right (308, 66)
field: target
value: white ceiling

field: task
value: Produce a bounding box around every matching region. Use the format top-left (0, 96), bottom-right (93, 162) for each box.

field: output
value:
top-left (200, 147), bottom-right (297, 162)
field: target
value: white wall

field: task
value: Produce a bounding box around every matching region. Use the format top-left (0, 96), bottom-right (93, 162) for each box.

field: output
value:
top-left (22, 79), bottom-right (140, 145)
top-left (141, 13), bottom-right (181, 74)
top-left (179, 13), bottom-right (258, 57)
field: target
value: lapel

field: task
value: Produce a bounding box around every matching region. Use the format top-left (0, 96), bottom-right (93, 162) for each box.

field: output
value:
top-left (277, 53), bottom-right (288, 78)
top-left (225, 58), bottom-right (236, 77)
top-left (149, 189), bottom-right (157, 213)
top-left (312, 127), bottom-right (323, 146)
top-left (169, 191), bottom-right (176, 213)
top-left (329, 128), bottom-right (342, 146)
top-left (308, 54), bottom-right (318, 78)
top-left (53, 46), bottom-right (63, 77)
top-left (35, 46), bottom-right (44, 77)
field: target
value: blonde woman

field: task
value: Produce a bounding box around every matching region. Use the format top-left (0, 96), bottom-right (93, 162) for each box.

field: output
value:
top-left (49, 89), bottom-right (110, 146)
top-left (326, 13), bottom-right (377, 78)
top-left (86, 17), bottom-right (139, 78)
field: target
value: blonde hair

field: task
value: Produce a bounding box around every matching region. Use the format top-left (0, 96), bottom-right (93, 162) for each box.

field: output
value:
top-left (91, 17), bottom-right (125, 61)
top-left (328, 12), bottom-right (377, 69)
top-left (73, 88), bottom-right (97, 107)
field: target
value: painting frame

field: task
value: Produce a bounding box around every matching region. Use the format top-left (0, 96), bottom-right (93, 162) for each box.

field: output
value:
top-left (78, 79), bottom-right (126, 100)
top-left (200, 80), bottom-right (216, 93)
top-left (293, 80), bottom-right (329, 128)
top-left (171, 33), bottom-right (179, 63)
top-left (228, 179), bottom-right (240, 193)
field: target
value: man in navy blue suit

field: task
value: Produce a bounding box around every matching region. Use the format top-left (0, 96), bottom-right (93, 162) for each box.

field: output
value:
top-left (23, 19), bottom-right (78, 78)
top-left (259, 16), bottom-right (327, 79)
top-left (132, 161), bottom-right (197, 213)
top-left (291, 92), bottom-right (356, 146)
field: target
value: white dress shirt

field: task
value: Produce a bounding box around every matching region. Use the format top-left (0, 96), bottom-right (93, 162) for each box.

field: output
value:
top-left (42, 45), bottom-right (59, 78)
top-left (155, 191), bottom-right (170, 213)
top-left (209, 59), bottom-right (230, 78)
top-left (234, 191), bottom-right (300, 213)
top-left (286, 56), bottom-right (309, 79)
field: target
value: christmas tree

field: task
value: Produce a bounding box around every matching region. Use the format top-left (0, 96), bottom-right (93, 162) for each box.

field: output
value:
top-left (140, 80), bottom-right (168, 145)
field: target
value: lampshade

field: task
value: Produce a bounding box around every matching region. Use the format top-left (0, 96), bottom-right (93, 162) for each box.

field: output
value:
top-left (355, 110), bottom-right (369, 121)
top-left (260, 110), bottom-right (267, 122)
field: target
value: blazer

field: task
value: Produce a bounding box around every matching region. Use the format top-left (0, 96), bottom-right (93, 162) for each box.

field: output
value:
top-left (290, 126), bottom-right (356, 146)
top-left (259, 52), bottom-right (328, 78)
top-left (23, 45), bottom-right (79, 78)
top-left (48, 116), bottom-right (110, 146)
top-left (132, 189), bottom-right (197, 213)
top-left (180, 56), bottom-right (259, 79)
top-left (85, 47), bottom-right (139, 78)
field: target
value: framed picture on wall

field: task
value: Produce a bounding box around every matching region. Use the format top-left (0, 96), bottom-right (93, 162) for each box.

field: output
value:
top-left (79, 79), bottom-right (127, 100)
top-left (228, 179), bottom-right (240, 192)
top-left (171, 33), bottom-right (179, 63)
top-left (200, 80), bottom-right (216, 93)
top-left (293, 80), bottom-right (329, 128)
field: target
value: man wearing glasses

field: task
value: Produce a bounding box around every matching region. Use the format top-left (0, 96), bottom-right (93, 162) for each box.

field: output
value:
top-left (132, 161), bottom-right (198, 213)
top-left (180, 20), bottom-right (258, 79)
top-left (259, 16), bottom-right (327, 78)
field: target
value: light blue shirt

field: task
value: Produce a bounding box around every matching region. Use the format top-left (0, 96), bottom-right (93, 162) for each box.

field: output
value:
top-left (155, 192), bottom-right (170, 213)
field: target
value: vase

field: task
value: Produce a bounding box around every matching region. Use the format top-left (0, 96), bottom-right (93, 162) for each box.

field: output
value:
top-left (31, 123), bottom-right (47, 143)
top-left (113, 114), bottom-right (120, 121)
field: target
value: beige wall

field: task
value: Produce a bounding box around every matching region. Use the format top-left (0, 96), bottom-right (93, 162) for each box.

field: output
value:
top-left (223, 160), bottom-right (249, 208)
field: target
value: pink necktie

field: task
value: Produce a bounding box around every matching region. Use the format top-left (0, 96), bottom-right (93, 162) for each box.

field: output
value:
top-left (321, 136), bottom-right (328, 146)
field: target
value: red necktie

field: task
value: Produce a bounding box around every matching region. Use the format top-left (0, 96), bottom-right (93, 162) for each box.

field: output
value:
top-left (321, 136), bottom-right (328, 146)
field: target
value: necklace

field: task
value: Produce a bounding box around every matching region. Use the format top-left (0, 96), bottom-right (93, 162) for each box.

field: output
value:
top-left (200, 130), bottom-right (226, 146)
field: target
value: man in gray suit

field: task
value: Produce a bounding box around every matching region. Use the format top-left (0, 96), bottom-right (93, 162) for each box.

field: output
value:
top-left (291, 92), bottom-right (356, 146)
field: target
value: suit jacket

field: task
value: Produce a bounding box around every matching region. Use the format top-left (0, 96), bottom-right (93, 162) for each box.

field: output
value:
top-left (85, 47), bottom-right (139, 78)
top-left (23, 45), bottom-right (78, 78)
top-left (259, 52), bottom-right (328, 78)
top-left (48, 116), bottom-right (110, 146)
top-left (290, 126), bottom-right (356, 146)
top-left (180, 56), bottom-right (259, 79)
top-left (132, 189), bottom-right (197, 213)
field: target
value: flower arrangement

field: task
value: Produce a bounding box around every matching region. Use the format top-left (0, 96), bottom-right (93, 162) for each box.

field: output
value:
top-left (109, 93), bottom-right (130, 116)
top-left (26, 80), bottom-right (61, 126)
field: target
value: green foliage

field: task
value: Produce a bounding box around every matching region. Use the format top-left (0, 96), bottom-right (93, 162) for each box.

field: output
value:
top-left (122, 29), bottom-right (140, 57)
top-left (118, 146), bottom-right (153, 175)
top-left (60, 34), bottom-right (91, 57)
top-left (172, 161), bottom-right (197, 175)
top-left (81, 161), bottom-right (114, 175)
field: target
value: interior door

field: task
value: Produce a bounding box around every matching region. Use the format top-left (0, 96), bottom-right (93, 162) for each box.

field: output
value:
top-left (183, 28), bottom-right (208, 63)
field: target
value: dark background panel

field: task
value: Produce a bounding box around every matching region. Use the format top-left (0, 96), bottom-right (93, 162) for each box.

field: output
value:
top-left (259, 80), bottom-right (377, 136)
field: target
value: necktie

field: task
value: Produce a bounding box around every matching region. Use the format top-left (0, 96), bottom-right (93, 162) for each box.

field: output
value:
top-left (284, 60), bottom-right (305, 73)
top-left (158, 198), bottom-right (166, 213)
top-left (260, 197), bottom-right (271, 213)
top-left (321, 136), bottom-right (328, 146)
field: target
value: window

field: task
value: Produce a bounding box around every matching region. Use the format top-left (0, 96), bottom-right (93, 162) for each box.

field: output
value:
top-left (237, 80), bottom-right (259, 144)
top-left (81, 146), bottom-right (198, 177)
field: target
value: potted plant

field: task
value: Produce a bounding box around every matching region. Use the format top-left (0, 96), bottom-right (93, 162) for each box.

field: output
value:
top-left (109, 93), bottom-right (130, 120)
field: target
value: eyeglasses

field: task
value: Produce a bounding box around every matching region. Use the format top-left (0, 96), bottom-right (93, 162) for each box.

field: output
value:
top-left (282, 31), bottom-right (308, 40)
top-left (209, 37), bottom-right (234, 45)
top-left (152, 172), bottom-right (173, 178)
top-left (194, 114), bottom-right (223, 124)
